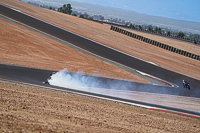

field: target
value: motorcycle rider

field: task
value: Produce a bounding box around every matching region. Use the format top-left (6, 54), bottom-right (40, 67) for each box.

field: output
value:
top-left (44, 72), bottom-right (55, 84)
top-left (183, 80), bottom-right (190, 90)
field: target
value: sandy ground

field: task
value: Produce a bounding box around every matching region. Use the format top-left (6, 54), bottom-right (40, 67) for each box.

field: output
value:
top-left (0, 82), bottom-right (199, 133)
top-left (0, 0), bottom-right (200, 132)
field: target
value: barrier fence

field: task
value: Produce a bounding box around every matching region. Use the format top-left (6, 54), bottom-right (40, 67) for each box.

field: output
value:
top-left (92, 19), bottom-right (200, 45)
top-left (110, 26), bottom-right (200, 61)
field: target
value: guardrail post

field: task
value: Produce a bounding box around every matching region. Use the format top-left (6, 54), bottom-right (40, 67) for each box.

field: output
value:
top-left (145, 38), bottom-right (147, 42)
top-left (197, 55), bottom-right (200, 60)
top-left (173, 48), bottom-right (177, 53)
top-left (118, 28), bottom-right (121, 33)
top-left (159, 43), bottom-right (163, 48)
top-left (152, 40), bottom-right (156, 45)
top-left (176, 49), bottom-right (180, 54)
top-left (140, 36), bottom-right (143, 41)
top-left (116, 27), bottom-right (119, 32)
top-left (127, 31), bottom-right (130, 36)
top-left (185, 52), bottom-right (189, 57)
top-left (128, 32), bottom-right (131, 36)
top-left (114, 27), bottom-right (118, 31)
top-left (156, 42), bottom-right (159, 47)
top-left (150, 40), bottom-right (154, 45)
top-left (168, 46), bottom-right (172, 51)
top-left (129, 33), bottom-right (132, 37)
top-left (132, 34), bottom-right (134, 38)
top-left (153, 41), bottom-right (156, 46)
top-left (162, 44), bottom-right (166, 49)
top-left (145, 38), bottom-right (148, 42)
top-left (148, 39), bottom-right (150, 44)
top-left (138, 35), bottom-right (140, 40)
top-left (134, 34), bottom-right (137, 38)
top-left (180, 50), bottom-right (183, 55)
top-left (112, 26), bottom-right (115, 31)
top-left (178, 49), bottom-right (182, 54)
top-left (121, 29), bottom-right (124, 34)
top-left (188, 52), bottom-right (191, 57)
top-left (171, 47), bottom-right (175, 52)
top-left (124, 30), bottom-right (127, 35)
top-left (110, 26), bottom-right (113, 30)
top-left (191, 54), bottom-right (195, 59)
top-left (182, 51), bottom-right (186, 56)
top-left (166, 45), bottom-right (170, 50)
top-left (193, 54), bottom-right (196, 59)
top-left (168, 46), bottom-right (171, 51)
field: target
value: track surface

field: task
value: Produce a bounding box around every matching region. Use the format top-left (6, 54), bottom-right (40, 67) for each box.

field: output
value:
top-left (0, 4), bottom-right (200, 117)
top-left (0, 63), bottom-right (199, 98)
top-left (0, 63), bottom-right (200, 118)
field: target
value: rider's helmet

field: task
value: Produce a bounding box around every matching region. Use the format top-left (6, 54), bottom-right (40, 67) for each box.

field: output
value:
top-left (50, 72), bottom-right (55, 76)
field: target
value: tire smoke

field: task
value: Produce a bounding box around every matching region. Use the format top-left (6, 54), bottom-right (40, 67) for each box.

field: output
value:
top-left (48, 68), bottom-right (104, 89)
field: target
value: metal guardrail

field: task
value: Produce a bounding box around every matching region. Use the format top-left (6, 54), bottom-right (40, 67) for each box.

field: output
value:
top-left (110, 26), bottom-right (200, 61)
top-left (92, 19), bottom-right (200, 45)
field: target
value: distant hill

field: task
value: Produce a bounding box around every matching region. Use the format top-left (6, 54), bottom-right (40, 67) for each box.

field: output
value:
top-left (21, 0), bottom-right (200, 34)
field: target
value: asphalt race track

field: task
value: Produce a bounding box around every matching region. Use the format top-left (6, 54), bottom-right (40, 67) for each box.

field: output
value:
top-left (0, 63), bottom-right (200, 118)
top-left (0, 63), bottom-right (199, 98)
top-left (0, 4), bottom-right (200, 117)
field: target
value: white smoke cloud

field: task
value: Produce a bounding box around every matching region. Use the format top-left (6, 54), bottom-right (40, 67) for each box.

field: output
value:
top-left (48, 68), bottom-right (102, 89)
top-left (47, 69), bottom-right (200, 113)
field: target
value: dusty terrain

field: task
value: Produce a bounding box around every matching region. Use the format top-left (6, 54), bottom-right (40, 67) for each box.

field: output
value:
top-left (0, 82), bottom-right (199, 133)
top-left (0, 0), bottom-right (200, 132)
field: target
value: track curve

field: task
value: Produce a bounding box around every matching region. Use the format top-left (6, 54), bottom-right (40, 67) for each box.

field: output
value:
top-left (0, 63), bottom-right (200, 118)
top-left (0, 63), bottom-right (199, 98)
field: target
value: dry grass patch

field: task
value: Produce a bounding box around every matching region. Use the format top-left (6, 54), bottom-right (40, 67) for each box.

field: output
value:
top-left (0, 82), bottom-right (200, 132)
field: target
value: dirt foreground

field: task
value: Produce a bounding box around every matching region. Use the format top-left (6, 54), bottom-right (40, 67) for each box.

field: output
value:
top-left (0, 82), bottom-right (199, 133)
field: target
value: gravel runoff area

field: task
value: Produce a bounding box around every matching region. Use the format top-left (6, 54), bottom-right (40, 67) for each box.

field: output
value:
top-left (0, 81), bottom-right (200, 133)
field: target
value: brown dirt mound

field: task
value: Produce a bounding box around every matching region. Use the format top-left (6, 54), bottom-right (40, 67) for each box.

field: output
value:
top-left (0, 82), bottom-right (199, 133)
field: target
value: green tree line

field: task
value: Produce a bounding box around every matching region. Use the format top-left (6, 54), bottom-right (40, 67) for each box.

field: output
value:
top-left (57, 4), bottom-right (72, 15)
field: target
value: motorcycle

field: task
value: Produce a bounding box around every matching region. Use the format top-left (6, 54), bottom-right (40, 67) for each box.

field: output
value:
top-left (43, 72), bottom-right (55, 85)
top-left (184, 83), bottom-right (191, 90)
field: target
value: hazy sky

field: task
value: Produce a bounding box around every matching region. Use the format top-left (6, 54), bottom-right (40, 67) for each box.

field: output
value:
top-left (73, 0), bottom-right (200, 22)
